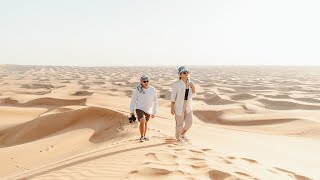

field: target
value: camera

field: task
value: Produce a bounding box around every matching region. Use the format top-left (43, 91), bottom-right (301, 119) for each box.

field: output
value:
top-left (128, 114), bottom-right (137, 123)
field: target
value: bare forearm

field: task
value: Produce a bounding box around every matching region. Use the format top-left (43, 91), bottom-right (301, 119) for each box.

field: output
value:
top-left (171, 102), bottom-right (175, 115)
top-left (191, 86), bottom-right (196, 94)
top-left (171, 102), bottom-right (175, 108)
top-left (190, 82), bottom-right (196, 94)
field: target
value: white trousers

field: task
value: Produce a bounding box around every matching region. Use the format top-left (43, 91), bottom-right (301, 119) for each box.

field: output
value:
top-left (175, 101), bottom-right (193, 140)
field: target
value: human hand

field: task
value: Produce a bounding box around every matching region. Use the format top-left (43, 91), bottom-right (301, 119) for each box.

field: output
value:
top-left (171, 108), bottom-right (175, 115)
top-left (189, 81), bottom-right (195, 89)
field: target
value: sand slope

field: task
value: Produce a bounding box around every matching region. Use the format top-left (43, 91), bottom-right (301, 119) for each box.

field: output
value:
top-left (1, 65), bottom-right (320, 180)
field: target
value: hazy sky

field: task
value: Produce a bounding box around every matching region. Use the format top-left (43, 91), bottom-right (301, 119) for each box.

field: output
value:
top-left (1, 0), bottom-right (320, 66)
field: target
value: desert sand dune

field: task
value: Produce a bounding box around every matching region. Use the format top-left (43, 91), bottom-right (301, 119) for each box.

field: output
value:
top-left (0, 65), bottom-right (319, 180)
top-left (71, 91), bottom-right (94, 96)
top-left (194, 109), bottom-right (299, 126)
top-left (293, 97), bottom-right (320, 104)
top-left (257, 98), bottom-right (320, 110)
top-left (20, 83), bottom-right (54, 89)
top-left (0, 106), bottom-right (127, 147)
top-left (0, 97), bottom-right (19, 105)
top-left (230, 93), bottom-right (257, 100)
top-left (194, 94), bottom-right (238, 105)
top-left (0, 106), bottom-right (48, 128)
top-left (1, 97), bottom-right (87, 107)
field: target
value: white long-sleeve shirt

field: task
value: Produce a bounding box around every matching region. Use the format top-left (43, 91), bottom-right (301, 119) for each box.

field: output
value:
top-left (130, 86), bottom-right (158, 115)
top-left (170, 79), bottom-right (194, 116)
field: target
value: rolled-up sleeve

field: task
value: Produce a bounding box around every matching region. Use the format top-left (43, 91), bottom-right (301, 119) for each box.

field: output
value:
top-left (170, 82), bottom-right (177, 102)
top-left (129, 88), bottom-right (138, 113)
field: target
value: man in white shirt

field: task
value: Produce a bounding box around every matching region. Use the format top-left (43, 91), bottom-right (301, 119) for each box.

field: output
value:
top-left (130, 76), bottom-right (158, 142)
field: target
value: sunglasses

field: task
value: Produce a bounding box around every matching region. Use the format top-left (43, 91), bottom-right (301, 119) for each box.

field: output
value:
top-left (181, 71), bottom-right (189, 75)
top-left (143, 81), bottom-right (149, 83)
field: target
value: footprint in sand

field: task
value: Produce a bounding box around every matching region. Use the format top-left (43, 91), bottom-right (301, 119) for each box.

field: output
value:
top-left (235, 171), bottom-right (252, 178)
top-left (208, 169), bottom-right (242, 180)
top-left (167, 144), bottom-right (175, 147)
top-left (190, 161), bottom-right (209, 169)
top-left (144, 160), bottom-right (179, 166)
top-left (202, 148), bottom-right (212, 152)
top-left (187, 156), bottom-right (206, 160)
top-left (241, 158), bottom-right (258, 164)
top-left (40, 145), bottom-right (55, 152)
top-left (129, 167), bottom-right (185, 177)
top-left (216, 156), bottom-right (233, 164)
top-left (189, 149), bottom-right (205, 154)
top-left (145, 152), bottom-right (178, 162)
top-left (227, 156), bottom-right (237, 160)
top-left (225, 156), bottom-right (260, 166)
top-left (130, 142), bottom-right (211, 178)
top-left (163, 137), bottom-right (177, 144)
top-left (130, 135), bottom-right (230, 179)
top-left (271, 167), bottom-right (312, 180)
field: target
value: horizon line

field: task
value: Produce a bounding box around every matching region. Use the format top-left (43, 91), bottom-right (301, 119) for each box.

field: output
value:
top-left (1, 64), bottom-right (320, 68)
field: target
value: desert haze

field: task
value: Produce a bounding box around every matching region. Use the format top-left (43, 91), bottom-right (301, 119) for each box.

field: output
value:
top-left (0, 65), bottom-right (320, 180)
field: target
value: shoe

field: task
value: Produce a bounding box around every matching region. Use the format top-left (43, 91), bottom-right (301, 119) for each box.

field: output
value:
top-left (181, 136), bottom-right (190, 141)
top-left (176, 139), bottom-right (184, 143)
top-left (140, 137), bottom-right (145, 142)
top-left (144, 137), bottom-right (149, 141)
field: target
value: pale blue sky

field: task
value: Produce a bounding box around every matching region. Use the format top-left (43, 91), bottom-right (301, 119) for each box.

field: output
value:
top-left (1, 0), bottom-right (319, 66)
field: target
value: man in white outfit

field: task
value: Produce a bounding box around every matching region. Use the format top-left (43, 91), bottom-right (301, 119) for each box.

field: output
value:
top-left (170, 66), bottom-right (196, 143)
top-left (130, 76), bottom-right (158, 142)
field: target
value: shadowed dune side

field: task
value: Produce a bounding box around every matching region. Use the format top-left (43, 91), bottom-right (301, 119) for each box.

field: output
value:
top-left (27, 97), bottom-right (85, 107)
top-left (263, 94), bottom-right (292, 99)
top-left (230, 93), bottom-right (257, 101)
top-left (193, 110), bottom-right (299, 126)
top-left (217, 87), bottom-right (236, 93)
top-left (0, 97), bottom-right (87, 107)
top-left (71, 91), bottom-right (94, 96)
top-left (193, 110), bottom-right (223, 124)
top-left (0, 107), bottom-right (129, 147)
top-left (257, 99), bottom-right (320, 110)
top-left (194, 94), bottom-right (237, 105)
top-left (293, 97), bottom-right (320, 104)
top-left (263, 95), bottom-right (320, 104)
top-left (18, 90), bottom-right (52, 95)
top-left (20, 83), bottom-right (54, 89)
top-left (194, 108), bottom-right (320, 138)
top-left (0, 97), bottom-right (19, 105)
